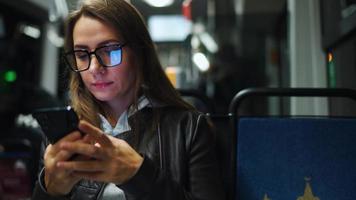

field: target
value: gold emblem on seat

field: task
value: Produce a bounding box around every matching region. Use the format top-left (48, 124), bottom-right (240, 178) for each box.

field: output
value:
top-left (262, 177), bottom-right (320, 200)
top-left (263, 193), bottom-right (271, 200)
top-left (297, 177), bottom-right (319, 200)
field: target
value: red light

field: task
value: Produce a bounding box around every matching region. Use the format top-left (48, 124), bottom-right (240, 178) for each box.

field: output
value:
top-left (182, 0), bottom-right (192, 20)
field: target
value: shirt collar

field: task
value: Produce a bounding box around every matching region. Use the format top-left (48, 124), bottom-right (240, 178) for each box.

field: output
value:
top-left (99, 96), bottom-right (152, 137)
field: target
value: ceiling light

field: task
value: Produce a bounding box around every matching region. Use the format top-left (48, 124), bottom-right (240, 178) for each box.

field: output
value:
top-left (20, 24), bottom-right (41, 39)
top-left (199, 32), bottom-right (218, 53)
top-left (193, 52), bottom-right (210, 72)
top-left (144, 0), bottom-right (174, 7)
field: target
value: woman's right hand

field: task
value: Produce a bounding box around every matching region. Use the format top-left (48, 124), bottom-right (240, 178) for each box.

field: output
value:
top-left (43, 131), bottom-right (84, 195)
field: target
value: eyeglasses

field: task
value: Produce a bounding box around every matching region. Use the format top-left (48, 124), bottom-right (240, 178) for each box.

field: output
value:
top-left (64, 43), bottom-right (127, 72)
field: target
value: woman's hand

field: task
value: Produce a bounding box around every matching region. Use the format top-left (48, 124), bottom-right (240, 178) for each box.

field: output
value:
top-left (56, 120), bottom-right (144, 185)
top-left (44, 131), bottom-right (85, 195)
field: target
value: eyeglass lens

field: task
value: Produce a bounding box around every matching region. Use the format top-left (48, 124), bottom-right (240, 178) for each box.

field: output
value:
top-left (66, 45), bottom-right (123, 72)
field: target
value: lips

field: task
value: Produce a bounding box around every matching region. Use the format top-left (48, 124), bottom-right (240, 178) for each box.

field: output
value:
top-left (92, 81), bottom-right (113, 89)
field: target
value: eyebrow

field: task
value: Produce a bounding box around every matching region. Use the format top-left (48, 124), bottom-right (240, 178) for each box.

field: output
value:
top-left (73, 39), bottom-right (122, 50)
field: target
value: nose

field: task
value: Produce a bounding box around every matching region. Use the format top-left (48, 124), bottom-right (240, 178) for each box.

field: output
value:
top-left (88, 54), bottom-right (105, 74)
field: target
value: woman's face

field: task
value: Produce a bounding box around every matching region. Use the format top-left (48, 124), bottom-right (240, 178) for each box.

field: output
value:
top-left (72, 16), bottom-right (135, 106)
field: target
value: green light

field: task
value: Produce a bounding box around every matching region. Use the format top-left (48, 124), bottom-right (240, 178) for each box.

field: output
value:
top-left (328, 60), bottom-right (336, 88)
top-left (4, 70), bottom-right (17, 82)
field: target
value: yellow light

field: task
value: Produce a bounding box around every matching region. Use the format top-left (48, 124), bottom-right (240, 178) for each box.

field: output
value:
top-left (328, 52), bottom-right (333, 62)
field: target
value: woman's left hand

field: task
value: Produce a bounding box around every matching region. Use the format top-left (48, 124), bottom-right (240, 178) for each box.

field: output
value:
top-left (56, 120), bottom-right (144, 184)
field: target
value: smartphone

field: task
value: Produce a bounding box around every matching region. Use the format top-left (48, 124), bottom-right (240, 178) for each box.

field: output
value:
top-left (33, 106), bottom-right (79, 144)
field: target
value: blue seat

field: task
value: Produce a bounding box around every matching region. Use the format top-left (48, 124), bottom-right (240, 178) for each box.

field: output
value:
top-left (229, 88), bottom-right (356, 200)
top-left (237, 117), bottom-right (356, 200)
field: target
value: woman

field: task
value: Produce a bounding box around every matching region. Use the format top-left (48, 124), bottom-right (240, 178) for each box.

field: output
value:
top-left (32, 0), bottom-right (225, 199)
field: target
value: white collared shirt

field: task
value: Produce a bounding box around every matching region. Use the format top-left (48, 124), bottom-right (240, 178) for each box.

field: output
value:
top-left (99, 96), bottom-right (151, 136)
top-left (99, 96), bottom-right (151, 200)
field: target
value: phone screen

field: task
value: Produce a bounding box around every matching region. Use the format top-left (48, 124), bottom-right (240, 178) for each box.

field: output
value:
top-left (33, 106), bottom-right (79, 144)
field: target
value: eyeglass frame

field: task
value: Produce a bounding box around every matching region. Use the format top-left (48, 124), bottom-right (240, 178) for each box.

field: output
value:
top-left (64, 43), bottom-right (127, 73)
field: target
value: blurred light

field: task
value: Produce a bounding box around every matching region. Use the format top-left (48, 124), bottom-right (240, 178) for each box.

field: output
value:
top-left (328, 52), bottom-right (333, 62)
top-left (21, 24), bottom-right (41, 39)
top-left (144, 0), bottom-right (174, 7)
top-left (191, 35), bottom-right (200, 49)
top-left (49, 0), bottom-right (69, 22)
top-left (48, 26), bottom-right (64, 47)
top-left (165, 66), bottom-right (182, 88)
top-left (193, 23), bottom-right (205, 34)
top-left (328, 58), bottom-right (336, 87)
top-left (182, 0), bottom-right (192, 20)
top-left (327, 51), bottom-right (336, 87)
top-left (199, 32), bottom-right (218, 53)
top-left (148, 15), bottom-right (192, 42)
top-left (4, 70), bottom-right (17, 82)
top-left (192, 23), bottom-right (218, 53)
top-left (193, 52), bottom-right (210, 72)
top-left (235, 0), bottom-right (245, 15)
top-left (16, 114), bottom-right (39, 129)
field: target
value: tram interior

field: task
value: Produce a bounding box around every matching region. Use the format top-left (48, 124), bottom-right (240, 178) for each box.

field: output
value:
top-left (1, 0), bottom-right (356, 199)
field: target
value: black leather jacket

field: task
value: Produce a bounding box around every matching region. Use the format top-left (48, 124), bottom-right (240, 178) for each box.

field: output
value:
top-left (32, 106), bottom-right (225, 200)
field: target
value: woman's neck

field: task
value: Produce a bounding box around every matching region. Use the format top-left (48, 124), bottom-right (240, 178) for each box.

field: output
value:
top-left (104, 94), bottom-right (135, 127)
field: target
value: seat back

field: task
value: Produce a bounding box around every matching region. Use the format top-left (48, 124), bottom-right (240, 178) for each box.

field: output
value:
top-left (229, 88), bottom-right (356, 200)
top-left (0, 139), bottom-right (33, 200)
top-left (0, 122), bottom-right (44, 198)
top-left (237, 117), bottom-right (356, 199)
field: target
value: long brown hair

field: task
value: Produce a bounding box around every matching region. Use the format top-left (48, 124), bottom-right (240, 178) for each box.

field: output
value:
top-left (64, 0), bottom-right (193, 127)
